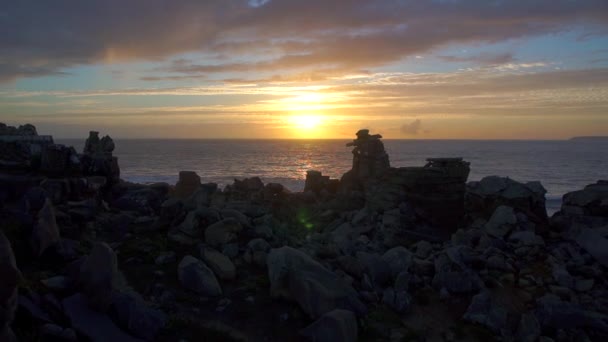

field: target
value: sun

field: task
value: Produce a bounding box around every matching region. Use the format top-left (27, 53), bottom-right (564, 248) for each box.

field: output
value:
top-left (289, 114), bottom-right (323, 130)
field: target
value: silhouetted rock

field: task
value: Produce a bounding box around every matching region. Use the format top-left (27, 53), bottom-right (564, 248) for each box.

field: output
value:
top-left (30, 198), bottom-right (61, 257)
top-left (79, 242), bottom-right (119, 312)
top-left (175, 171), bottom-right (201, 198)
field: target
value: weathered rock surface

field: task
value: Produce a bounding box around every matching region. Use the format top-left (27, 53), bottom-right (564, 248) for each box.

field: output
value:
top-left (30, 198), bottom-right (61, 257)
top-left (79, 242), bottom-right (119, 311)
top-left (205, 218), bottom-right (242, 246)
top-left (178, 255), bottom-right (222, 296)
top-left (267, 246), bottom-right (366, 319)
top-left (200, 246), bottom-right (236, 280)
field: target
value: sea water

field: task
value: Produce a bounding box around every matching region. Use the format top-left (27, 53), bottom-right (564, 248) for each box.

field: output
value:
top-left (58, 139), bottom-right (608, 215)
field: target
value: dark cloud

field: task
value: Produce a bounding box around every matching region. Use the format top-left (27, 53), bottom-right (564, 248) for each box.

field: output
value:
top-left (1, 0), bottom-right (608, 82)
top-left (401, 119), bottom-right (422, 135)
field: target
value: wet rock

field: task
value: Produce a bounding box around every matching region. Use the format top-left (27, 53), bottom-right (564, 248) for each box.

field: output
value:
top-left (300, 309), bottom-right (358, 342)
top-left (267, 246), bottom-right (366, 319)
top-left (30, 198), bottom-right (61, 257)
top-left (200, 246), bottom-right (236, 280)
top-left (79, 242), bottom-right (118, 311)
top-left (178, 255), bottom-right (222, 296)
top-left (62, 293), bottom-right (142, 342)
top-left (205, 218), bottom-right (243, 246)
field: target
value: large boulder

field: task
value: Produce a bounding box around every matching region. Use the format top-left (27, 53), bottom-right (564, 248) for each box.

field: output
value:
top-left (466, 176), bottom-right (547, 225)
top-left (178, 256), bottom-right (222, 296)
top-left (300, 309), bottom-right (358, 342)
top-left (174, 171), bottom-right (201, 199)
top-left (205, 218), bottom-right (242, 246)
top-left (30, 198), bottom-right (61, 257)
top-left (62, 293), bottom-right (142, 342)
top-left (561, 181), bottom-right (608, 217)
top-left (110, 292), bottom-right (167, 341)
top-left (79, 242), bottom-right (119, 311)
top-left (200, 246), bottom-right (236, 280)
top-left (267, 246), bottom-right (366, 319)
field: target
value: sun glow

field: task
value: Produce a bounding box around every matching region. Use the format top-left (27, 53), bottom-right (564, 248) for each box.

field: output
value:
top-left (289, 114), bottom-right (324, 130)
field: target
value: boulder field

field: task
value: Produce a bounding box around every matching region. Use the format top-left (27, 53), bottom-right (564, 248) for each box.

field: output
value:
top-left (1, 124), bottom-right (607, 341)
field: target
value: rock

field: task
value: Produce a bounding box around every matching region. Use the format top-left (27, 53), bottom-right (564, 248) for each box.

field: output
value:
top-left (159, 198), bottom-right (183, 223)
top-left (178, 207), bottom-right (220, 238)
top-left (178, 256), bottom-right (222, 296)
top-left (466, 176), bottom-right (547, 225)
top-left (244, 238), bottom-right (271, 267)
top-left (509, 231), bottom-right (545, 246)
top-left (336, 255), bottom-right (363, 278)
top-left (381, 287), bottom-right (411, 313)
top-left (357, 252), bottom-right (391, 287)
top-left (485, 205), bottom-right (517, 238)
top-left (300, 309), bottom-right (358, 342)
top-left (463, 291), bottom-right (509, 335)
top-left (62, 293), bottom-right (142, 342)
top-left (516, 312), bottom-right (541, 342)
top-left (534, 294), bottom-right (608, 333)
top-left (79, 242), bottom-right (119, 311)
top-left (200, 246), bottom-right (236, 280)
top-left (205, 218), bottom-right (243, 246)
top-left (382, 246), bottom-right (414, 277)
top-left (414, 240), bottom-right (433, 259)
top-left (113, 187), bottom-right (164, 215)
top-left (221, 208), bottom-right (250, 227)
top-left (432, 247), bottom-right (483, 294)
top-left (30, 198), bottom-right (61, 257)
top-left (174, 171), bottom-right (201, 199)
top-left (267, 246), bottom-right (366, 319)
top-left (575, 278), bottom-right (594, 292)
top-left (111, 292), bottom-right (167, 341)
top-left (561, 181), bottom-right (608, 217)
top-left (41, 275), bottom-right (70, 292)
top-left (155, 251), bottom-right (176, 266)
top-left (233, 176), bottom-right (264, 192)
top-left (575, 228), bottom-right (608, 267)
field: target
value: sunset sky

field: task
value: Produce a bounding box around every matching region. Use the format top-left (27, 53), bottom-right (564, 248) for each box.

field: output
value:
top-left (1, 1), bottom-right (607, 139)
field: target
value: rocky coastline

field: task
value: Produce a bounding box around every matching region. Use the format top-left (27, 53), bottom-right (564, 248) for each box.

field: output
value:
top-left (1, 123), bottom-right (607, 341)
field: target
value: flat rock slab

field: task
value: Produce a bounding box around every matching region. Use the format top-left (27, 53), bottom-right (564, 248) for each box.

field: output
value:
top-left (62, 293), bottom-right (142, 342)
top-left (575, 228), bottom-right (608, 267)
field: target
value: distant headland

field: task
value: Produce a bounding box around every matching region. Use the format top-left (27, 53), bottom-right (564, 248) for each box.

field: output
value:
top-left (569, 136), bottom-right (608, 142)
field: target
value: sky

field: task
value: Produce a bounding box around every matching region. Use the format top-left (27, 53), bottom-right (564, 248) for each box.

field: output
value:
top-left (1, 0), bottom-right (607, 139)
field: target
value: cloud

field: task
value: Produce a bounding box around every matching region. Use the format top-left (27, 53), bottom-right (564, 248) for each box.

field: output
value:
top-left (438, 53), bottom-right (515, 65)
top-left (401, 119), bottom-right (422, 135)
top-left (1, 0), bottom-right (608, 82)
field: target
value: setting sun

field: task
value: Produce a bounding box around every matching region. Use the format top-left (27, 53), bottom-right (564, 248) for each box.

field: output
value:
top-left (289, 114), bottom-right (324, 130)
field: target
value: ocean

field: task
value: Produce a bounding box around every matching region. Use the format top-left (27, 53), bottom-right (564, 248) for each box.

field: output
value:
top-left (58, 139), bottom-right (608, 215)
